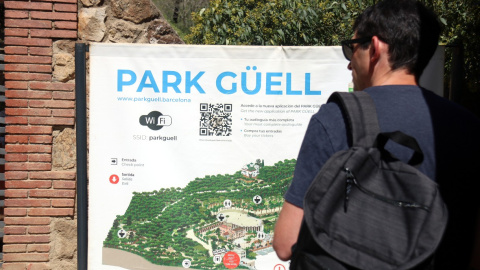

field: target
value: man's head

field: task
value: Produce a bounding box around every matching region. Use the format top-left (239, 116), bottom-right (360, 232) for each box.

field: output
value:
top-left (343, 0), bottom-right (441, 89)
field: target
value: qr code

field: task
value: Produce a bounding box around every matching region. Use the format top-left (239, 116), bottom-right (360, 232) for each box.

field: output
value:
top-left (199, 103), bottom-right (232, 136)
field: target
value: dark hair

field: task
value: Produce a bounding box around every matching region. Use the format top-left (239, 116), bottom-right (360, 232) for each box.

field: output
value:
top-left (353, 0), bottom-right (441, 78)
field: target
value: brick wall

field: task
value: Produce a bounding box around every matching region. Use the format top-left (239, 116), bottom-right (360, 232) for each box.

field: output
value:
top-left (2, 0), bottom-right (78, 268)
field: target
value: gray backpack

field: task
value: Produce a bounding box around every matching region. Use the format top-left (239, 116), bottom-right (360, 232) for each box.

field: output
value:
top-left (290, 91), bottom-right (448, 270)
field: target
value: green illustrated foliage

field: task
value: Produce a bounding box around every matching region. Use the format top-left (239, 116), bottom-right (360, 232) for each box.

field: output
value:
top-left (103, 159), bottom-right (296, 269)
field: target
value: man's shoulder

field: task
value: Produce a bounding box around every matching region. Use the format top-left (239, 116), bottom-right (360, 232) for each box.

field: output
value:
top-left (311, 98), bottom-right (347, 139)
top-left (365, 85), bottom-right (480, 124)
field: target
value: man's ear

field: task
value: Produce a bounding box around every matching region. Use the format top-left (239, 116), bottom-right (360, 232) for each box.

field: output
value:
top-left (370, 36), bottom-right (383, 63)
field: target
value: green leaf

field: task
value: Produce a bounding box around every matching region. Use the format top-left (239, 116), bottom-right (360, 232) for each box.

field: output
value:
top-left (440, 17), bottom-right (447, 26)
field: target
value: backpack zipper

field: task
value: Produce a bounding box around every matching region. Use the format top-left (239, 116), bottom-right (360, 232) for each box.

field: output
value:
top-left (343, 168), bottom-right (430, 213)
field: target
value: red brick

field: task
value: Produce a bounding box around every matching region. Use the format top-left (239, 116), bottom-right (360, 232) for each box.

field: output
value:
top-left (52, 91), bottom-right (75, 100)
top-left (5, 135), bottom-right (29, 144)
top-left (5, 180), bottom-right (52, 189)
top-left (6, 126), bottom-right (53, 135)
top-left (28, 227), bottom-right (51, 235)
top-left (54, 3), bottom-right (76, 12)
top-left (4, 171), bottom-right (28, 180)
top-left (6, 73), bottom-right (52, 81)
top-left (5, 81), bottom-right (28, 90)
top-left (5, 64), bottom-right (52, 73)
top-left (2, 263), bottom-right (28, 270)
top-left (4, 227), bottom-right (27, 235)
top-left (4, 37), bottom-right (52, 47)
top-left (5, 46), bottom-right (28, 55)
top-left (6, 108), bottom-right (52, 117)
top-left (30, 81), bottom-right (74, 91)
top-left (5, 153), bottom-right (28, 162)
top-left (53, 21), bottom-right (77, 30)
top-left (29, 117), bottom-right (75, 125)
top-left (6, 115), bottom-right (29, 123)
top-left (2, 244), bottom-right (27, 253)
top-left (29, 154), bottom-right (52, 162)
top-left (30, 47), bottom-right (53, 56)
top-left (5, 19), bottom-right (52, 29)
top-left (5, 199), bottom-right (51, 207)
top-left (4, 28), bottom-right (29, 37)
top-left (4, 217), bottom-right (51, 226)
top-left (31, 29), bottom-right (77, 38)
top-left (6, 90), bottom-right (52, 99)
top-left (29, 100), bottom-right (75, 109)
top-left (51, 199), bottom-right (74, 207)
top-left (6, 99), bottom-right (29, 107)
top-left (5, 190), bottom-right (29, 198)
top-left (4, 1), bottom-right (52, 10)
top-left (30, 11), bottom-right (77, 21)
top-left (29, 65), bottom-right (52, 73)
top-left (53, 180), bottom-right (76, 189)
top-left (30, 171), bottom-right (75, 180)
top-left (29, 208), bottom-right (73, 216)
top-left (29, 135), bottom-right (53, 144)
top-left (29, 190), bottom-right (76, 198)
top-left (5, 10), bottom-right (29, 19)
top-left (5, 55), bottom-right (51, 64)
top-left (6, 116), bottom-right (28, 125)
top-left (5, 64), bottom-right (28, 71)
top-left (6, 145), bottom-right (52, 153)
top-left (27, 244), bottom-right (51, 252)
top-left (52, 109), bottom-right (74, 117)
top-left (6, 163), bottom-right (52, 171)
top-left (5, 208), bottom-right (28, 216)
top-left (3, 253), bottom-right (50, 262)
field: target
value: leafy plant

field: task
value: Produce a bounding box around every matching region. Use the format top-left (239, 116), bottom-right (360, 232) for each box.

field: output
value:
top-left (152, 0), bottom-right (210, 36)
top-left (186, 0), bottom-right (380, 45)
top-left (424, 0), bottom-right (480, 94)
top-left (186, 0), bottom-right (480, 113)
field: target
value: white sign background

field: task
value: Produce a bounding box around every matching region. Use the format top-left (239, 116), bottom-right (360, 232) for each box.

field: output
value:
top-left (89, 44), bottom-right (351, 269)
top-left (88, 43), bottom-right (442, 269)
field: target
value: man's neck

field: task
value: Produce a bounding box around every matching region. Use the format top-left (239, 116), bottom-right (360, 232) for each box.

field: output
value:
top-left (372, 67), bottom-right (417, 87)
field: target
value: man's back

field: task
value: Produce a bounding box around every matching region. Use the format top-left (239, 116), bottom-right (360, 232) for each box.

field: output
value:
top-left (317, 85), bottom-right (480, 268)
top-left (416, 89), bottom-right (480, 269)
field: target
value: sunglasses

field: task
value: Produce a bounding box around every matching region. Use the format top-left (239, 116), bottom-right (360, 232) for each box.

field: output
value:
top-left (341, 36), bottom-right (373, 61)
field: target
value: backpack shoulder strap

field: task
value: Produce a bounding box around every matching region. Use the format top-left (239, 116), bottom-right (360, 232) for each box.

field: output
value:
top-left (327, 91), bottom-right (380, 147)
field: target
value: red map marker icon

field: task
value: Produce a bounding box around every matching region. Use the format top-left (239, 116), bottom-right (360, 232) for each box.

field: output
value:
top-left (109, 174), bottom-right (119, 184)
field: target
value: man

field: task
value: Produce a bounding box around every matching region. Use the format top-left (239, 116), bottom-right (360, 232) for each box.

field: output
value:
top-left (273, 0), bottom-right (480, 269)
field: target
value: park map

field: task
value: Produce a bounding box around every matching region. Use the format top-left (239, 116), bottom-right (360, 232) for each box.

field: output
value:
top-left (103, 159), bottom-right (296, 269)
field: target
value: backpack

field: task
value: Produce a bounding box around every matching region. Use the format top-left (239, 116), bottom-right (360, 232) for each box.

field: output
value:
top-left (290, 91), bottom-right (448, 270)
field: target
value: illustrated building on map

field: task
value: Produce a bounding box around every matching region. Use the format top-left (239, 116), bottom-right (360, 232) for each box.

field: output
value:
top-left (198, 209), bottom-right (264, 243)
top-left (197, 222), bottom-right (220, 234)
top-left (220, 224), bottom-right (246, 240)
top-left (241, 259), bottom-right (256, 269)
top-left (241, 160), bottom-right (264, 178)
top-left (241, 162), bottom-right (260, 178)
top-left (233, 247), bottom-right (246, 260)
top-left (226, 210), bottom-right (264, 232)
top-left (234, 247), bottom-right (257, 269)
